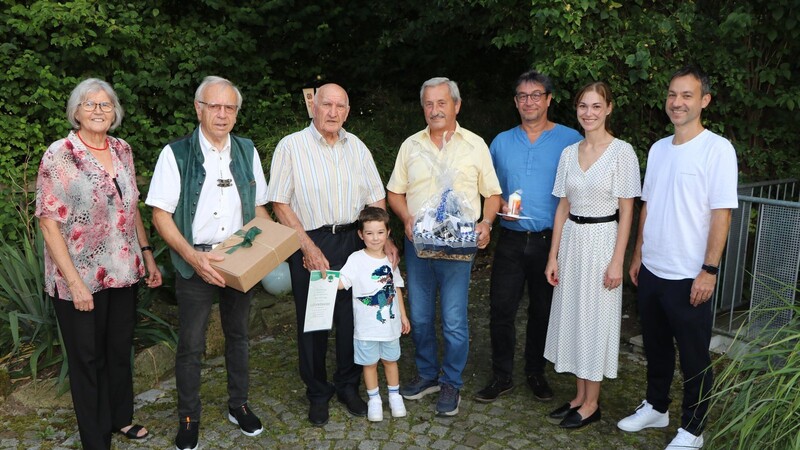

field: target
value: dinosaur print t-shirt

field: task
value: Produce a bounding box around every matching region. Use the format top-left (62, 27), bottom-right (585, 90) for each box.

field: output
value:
top-left (340, 250), bottom-right (405, 341)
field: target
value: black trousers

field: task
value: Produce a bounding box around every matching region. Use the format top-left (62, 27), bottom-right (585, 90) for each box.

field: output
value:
top-left (488, 228), bottom-right (554, 378)
top-left (52, 286), bottom-right (137, 450)
top-left (638, 265), bottom-right (714, 435)
top-left (288, 228), bottom-right (364, 404)
top-left (174, 273), bottom-right (253, 421)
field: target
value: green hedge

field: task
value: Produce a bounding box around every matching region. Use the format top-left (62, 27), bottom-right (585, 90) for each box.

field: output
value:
top-left (1, 0), bottom-right (798, 240)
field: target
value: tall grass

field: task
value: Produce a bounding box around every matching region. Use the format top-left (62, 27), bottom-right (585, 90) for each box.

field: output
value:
top-left (0, 227), bottom-right (177, 388)
top-left (707, 281), bottom-right (799, 450)
top-left (132, 244), bottom-right (178, 349)
top-left (0, 228), bottom-right (66, 381)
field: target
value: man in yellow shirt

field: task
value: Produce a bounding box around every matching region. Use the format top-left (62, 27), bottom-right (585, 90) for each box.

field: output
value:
top-left (387, 77), bottom-right (502, 416)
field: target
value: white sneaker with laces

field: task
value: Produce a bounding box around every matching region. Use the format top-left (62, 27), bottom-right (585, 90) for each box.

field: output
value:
top-left (367, 397), bottom-right (383, 422)
top-left (617, 400), bottom-right (669, 432)
top-left (665, 427), bottom-right (704, 449)
top-left (388, 394), bottom-right (407, 418)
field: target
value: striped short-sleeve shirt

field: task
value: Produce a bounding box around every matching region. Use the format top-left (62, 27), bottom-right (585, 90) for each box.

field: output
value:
top-left (266, 123), bottom-right (386, 230)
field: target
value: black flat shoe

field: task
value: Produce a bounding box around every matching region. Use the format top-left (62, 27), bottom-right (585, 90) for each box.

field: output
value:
top-left (308, 402), bottom-right (329, 426)
top-left (559, 407), bottom-right (601, 429)
top-left (547, 403), bottom-right (581, 424)
top-left (337, 393), bottom-right (368, 417)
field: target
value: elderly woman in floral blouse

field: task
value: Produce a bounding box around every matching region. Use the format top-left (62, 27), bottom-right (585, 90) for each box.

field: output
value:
top-left (35, 78), bottom-right (161, 449)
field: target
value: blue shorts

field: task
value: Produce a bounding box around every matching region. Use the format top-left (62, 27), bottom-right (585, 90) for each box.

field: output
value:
top-left (354, 338), bottom-right (401, 365)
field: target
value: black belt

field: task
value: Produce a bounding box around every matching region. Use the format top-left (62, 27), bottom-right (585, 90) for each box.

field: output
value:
top-left (569, 211), bottom-right (619, 224)
top-left (315, 222), bottom-right (358, 234)
top-left (193, 243), bottom-right (219, 252)
top-left (504, 228), bottom-right (552, 238)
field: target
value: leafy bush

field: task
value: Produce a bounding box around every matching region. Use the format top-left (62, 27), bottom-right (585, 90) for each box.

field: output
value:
top-left (131, 244), bottom-right (178, 350)
top-left (0, 228), bottom-right (65, 381)
top-left (707, 281), bottom-right (800, 449)
top-left (2, 0), bottom-right (797, 240)
top-left (0, 226), bottom-right (178, 385)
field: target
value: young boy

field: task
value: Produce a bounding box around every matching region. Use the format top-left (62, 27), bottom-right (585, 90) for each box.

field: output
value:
top-left (339, 207), bottom-right (411, 422)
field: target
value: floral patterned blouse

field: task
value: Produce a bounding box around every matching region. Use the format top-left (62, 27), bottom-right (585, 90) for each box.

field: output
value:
top-left (35, 130), bottom-right (145, 300)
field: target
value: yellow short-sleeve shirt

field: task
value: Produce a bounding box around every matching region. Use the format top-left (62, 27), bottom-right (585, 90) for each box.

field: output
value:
top-left (387, 124), bottom-right (502, 218)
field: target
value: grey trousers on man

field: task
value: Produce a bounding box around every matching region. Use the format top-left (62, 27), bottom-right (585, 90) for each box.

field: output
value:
top-left (175, 273), bottom-right (253, 421)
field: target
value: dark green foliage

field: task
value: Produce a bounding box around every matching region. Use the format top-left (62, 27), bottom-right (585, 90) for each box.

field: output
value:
top-left (0, 227), bottom-right (177, 384)
top-left (0, 228), bottom-right (63, 381)
top-left (468, 0), bottom-right (800, 178)
top-left (0, 0), bottom-right (797, 387)
top-left (2, 0), bottom-right (795, 237)
top-left (707, 281), bottom-right (800, 449)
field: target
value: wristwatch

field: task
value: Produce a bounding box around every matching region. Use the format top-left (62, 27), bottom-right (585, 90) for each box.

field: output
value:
top-left (701, 264), bottom-right (719, 275)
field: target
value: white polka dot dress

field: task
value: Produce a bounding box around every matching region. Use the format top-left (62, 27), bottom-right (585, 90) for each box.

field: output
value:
top-left (543, 138), bottom-right (641, 381)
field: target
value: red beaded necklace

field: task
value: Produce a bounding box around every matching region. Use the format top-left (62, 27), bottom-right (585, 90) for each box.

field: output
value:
top-left (77, 130), bottom-right (109, 151)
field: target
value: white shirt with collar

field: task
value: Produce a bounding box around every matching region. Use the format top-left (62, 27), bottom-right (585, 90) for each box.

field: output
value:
top-left (266, 122), bottom-right (385, 230)
top-left (146, 128), bottom-right (269, 245)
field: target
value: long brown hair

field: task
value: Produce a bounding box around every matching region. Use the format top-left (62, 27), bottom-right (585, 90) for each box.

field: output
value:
top-left (574, 81), bottom-right (614, 134)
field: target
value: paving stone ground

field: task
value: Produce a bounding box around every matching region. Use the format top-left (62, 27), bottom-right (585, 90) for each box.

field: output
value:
top-left (0, 267), bottom-right (687, 450)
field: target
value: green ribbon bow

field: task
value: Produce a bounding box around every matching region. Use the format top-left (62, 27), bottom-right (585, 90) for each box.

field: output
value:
top-left (225, 226), bottom-right (262, 254)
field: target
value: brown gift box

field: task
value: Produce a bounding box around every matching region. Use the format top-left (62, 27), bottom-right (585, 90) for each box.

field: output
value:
top-left (209, 217), bottom-right (300, 292)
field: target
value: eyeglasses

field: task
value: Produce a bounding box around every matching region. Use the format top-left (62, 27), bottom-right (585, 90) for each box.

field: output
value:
top-left (515, 91), bottom-right (549, 103)
top-left (81, 101), bottom-right (114, 112)
top-left (198, 101), bottom-right (239, 114)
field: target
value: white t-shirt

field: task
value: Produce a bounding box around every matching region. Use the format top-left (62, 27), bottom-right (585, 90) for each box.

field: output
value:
top-left (641, 129), bottom-right (738, 279)
top-left (340, 250), bottom-right (405, 341)
top-left (146, 129), bottom-right (269, 245)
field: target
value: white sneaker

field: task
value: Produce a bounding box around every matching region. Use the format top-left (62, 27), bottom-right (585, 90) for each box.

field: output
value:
top-left (665, 428), bottom-right (704, 449)
top-left (617, 400), bottom-right (669, 432)
top-left (388, 394), bottom-right (407, 418)
top-left (367, 397), bottom-right (383, 422)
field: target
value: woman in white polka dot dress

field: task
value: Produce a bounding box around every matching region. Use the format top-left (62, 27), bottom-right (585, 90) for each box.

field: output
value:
top-left (543, 82), bottom-right (641, 429)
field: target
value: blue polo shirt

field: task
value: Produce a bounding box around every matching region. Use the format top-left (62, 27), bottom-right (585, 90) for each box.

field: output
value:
top-left (489, 124), bottom-right (582, 232)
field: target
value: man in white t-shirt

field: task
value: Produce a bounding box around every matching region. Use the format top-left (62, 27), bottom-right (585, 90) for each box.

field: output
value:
top-left (617, 66), bottom-right (738, 450)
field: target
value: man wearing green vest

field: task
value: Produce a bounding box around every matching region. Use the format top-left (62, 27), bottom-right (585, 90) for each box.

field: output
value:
top-left (147, 76), bottom-right (271, 450)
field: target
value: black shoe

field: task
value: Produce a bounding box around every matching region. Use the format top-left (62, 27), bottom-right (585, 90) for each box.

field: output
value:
top-left (174, 419), bottom-right (199, 450)
top-left (527, 373), bottom-right (554, 401)
top-left (559, 407), bottom-right (601, 429)
top-left (115, 424), bottom-right (149, 440)
top-left (337, 392), bottom-right (368, 417)
top-left (474, 376), bottom-right (514, 403)
top-left (228, 403), bottom-right (264, 436)
top-left (308, 402), bottom-right (329, 426)
top-left (547, 402), bottom-right (581, 424)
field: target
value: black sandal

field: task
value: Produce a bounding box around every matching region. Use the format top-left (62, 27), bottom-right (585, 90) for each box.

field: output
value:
top-left (116, 424), bottom-right (149, 440)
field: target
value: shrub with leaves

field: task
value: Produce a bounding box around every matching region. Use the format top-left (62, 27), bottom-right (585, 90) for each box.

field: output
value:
top-left (707, 282), bottom-right (800, 450)
top-left (0, 226), bottom-right (177, 387)
top-left (0, 228), bottom-right (65, 381)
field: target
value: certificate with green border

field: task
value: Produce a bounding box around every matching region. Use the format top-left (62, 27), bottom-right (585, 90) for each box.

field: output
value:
top-left (303, 270), bottom-right (341, 332)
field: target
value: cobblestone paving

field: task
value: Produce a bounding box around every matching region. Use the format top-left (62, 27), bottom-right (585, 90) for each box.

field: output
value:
top-left (0, 274), bottom-right (684, 449)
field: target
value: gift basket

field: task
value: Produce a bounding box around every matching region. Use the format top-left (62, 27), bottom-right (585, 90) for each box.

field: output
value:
top-left (412, 152), bottom-right (478, 261)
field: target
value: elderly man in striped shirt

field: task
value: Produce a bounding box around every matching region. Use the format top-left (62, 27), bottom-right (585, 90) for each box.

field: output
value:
top-left (267, 83), bottom-right (398, 426)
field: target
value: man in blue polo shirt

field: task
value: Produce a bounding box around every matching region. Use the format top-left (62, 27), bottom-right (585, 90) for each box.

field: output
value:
top-left (475, 70), bottom-right (582, 403)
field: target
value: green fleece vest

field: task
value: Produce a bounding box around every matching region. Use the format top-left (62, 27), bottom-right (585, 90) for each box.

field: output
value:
top-left (169, 128), bottom-right (257, 279)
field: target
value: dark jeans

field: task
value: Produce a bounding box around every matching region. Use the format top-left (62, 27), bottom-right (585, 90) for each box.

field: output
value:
top-left (288, 228), bottom-right (364, 404)
top-left (174, 273), bottom-right (253, 421)
top-left (488, 228), bottom-right (554, 379)
top-left (53, 285), bottom-right (138, 450)
top-left (638, 265), bottom-right (714, 435)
